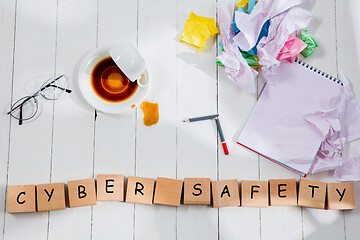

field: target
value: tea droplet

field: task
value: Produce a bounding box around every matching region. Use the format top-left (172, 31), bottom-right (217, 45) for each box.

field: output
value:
top-left (131, 104), bottom-right (136, 108)
top-left (140, 101), bottom-right (159, 127)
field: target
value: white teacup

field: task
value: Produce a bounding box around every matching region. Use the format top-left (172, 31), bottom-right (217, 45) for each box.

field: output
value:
top-left (109, 43), bottom-right (146, 83)
top-left (77, 45), bottom-right (150, 114)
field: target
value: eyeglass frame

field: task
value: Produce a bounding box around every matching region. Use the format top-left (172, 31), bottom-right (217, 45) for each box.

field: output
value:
top-left (7, 74), bottom-right (72, 125)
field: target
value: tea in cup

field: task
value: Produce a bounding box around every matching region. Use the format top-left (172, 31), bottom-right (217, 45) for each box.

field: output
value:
top-left (90, 44), bottom-right (148, 103)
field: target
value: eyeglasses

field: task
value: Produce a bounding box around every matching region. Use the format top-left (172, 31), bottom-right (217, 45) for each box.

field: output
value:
top-left (7, 75), bottom-right (72, 125)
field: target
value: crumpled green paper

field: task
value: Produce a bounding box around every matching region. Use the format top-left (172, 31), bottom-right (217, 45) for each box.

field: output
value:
top-left (180, 12), bottom-right (219, 51)
top-left (240, 50), bottom-right (261, 67)
top-left (217, 48), bottom-right (261, 69)
top-left (299, 30), bottom-right (318, 58)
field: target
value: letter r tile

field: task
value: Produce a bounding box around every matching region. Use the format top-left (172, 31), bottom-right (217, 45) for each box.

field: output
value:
top-left (126, 176), bottom-right (155, 205)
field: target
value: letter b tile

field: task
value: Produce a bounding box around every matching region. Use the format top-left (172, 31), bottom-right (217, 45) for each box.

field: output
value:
top-left (68, 179), bottom-right (97, 208)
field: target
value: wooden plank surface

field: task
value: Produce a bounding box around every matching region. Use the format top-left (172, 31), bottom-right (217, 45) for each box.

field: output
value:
top-left (0, 0), bottom-right (359, 240)
top-left (91, 0), bottom-right (137, 239)
top-left (300, 1), bottom-right (346, 239)
top-left (336, 0), bottom-right (360, 239)
top-left (0, 0), bottom-right (16, 238)
top-left (217, 11), bottom-right (261, 240)
top-left (134, 0), bottom-right (178, 239)
top-left (3, 0), bottom-right (57, 239)
top-left (177, 0), bottom-right (218, 239)
top-left (47, 0), bottom-right (97, 239)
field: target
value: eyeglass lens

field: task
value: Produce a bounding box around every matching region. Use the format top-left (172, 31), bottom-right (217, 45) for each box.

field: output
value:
top-left (8, 75), bottom-right (71, 125)
top-left (9, 96), bottom-right (38, 125)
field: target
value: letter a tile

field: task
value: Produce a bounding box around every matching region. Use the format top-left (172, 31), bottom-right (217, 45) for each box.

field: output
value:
top-left (211, 179), bottom-right (240, 208)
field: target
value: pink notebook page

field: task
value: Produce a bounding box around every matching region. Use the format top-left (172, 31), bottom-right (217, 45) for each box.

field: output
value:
top-left (237, 60), bottom-right (344, 176)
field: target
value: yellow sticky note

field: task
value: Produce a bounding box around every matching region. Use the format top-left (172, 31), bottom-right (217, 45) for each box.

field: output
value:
top-left (180, 12), bottom-right (219, 51)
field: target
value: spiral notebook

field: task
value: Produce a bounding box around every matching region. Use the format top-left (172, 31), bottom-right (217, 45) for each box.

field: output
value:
top-left (237, 59), bottom-right (347, 177)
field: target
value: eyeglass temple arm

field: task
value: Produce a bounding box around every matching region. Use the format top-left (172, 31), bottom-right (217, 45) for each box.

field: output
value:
top-left (41, 74), bottom-right (65, 90)
top-left (19, 102), bottom-right (23, 125)
top-left (47, 84), bottom-right (72, 93)
top-left (7, 96), bottom-right (33, 115)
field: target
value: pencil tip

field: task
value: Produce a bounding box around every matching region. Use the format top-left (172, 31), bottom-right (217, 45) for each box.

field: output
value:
top-left (183, 119), bottom-right (190, 122)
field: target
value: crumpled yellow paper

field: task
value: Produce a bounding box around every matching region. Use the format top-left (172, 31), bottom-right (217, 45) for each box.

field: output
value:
top-left (180, 12), bottom-right (219, 51)
top-left (236, 0), bottom-right (257, 8)
top-left (237, 0), bottom-right (249, 7)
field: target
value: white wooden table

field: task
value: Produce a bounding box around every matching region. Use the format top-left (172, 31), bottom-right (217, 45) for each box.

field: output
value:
top-left (1, 0), bottom-right (360, 239)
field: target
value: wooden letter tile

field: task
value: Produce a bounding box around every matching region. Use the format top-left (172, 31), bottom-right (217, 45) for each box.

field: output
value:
top-left (269, 179), bottom-right (297, 206)
top-left (211, 179), bottom-right (240, 208)
top-left (97, 174), bottom-right (124, 201)
top-left (298, 179), bottom-right (326, 209)
top-left (7, 185), bottom-right (36, 213)
top-left (126, 176), bottom-right (155, 205)
top-left (327, 182), bottom-right (356, 210)
top-left (183, 178), bottom-right (211, 205)
top-left (153, 177), bottom-right (183, 206)
top-left (37, 182), bottom-right (66, 211)
top-left (67, 179), bottom-right (97, 208)
top-left (241, 180), bottom-right (268, 207)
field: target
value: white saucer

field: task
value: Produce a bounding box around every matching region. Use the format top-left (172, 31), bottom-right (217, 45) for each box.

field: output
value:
top-left (77, 46), bottom-right (150, 114)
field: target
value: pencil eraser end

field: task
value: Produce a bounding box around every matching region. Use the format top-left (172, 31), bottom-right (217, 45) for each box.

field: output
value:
top-left (222, 142), bottom-right (229, 155)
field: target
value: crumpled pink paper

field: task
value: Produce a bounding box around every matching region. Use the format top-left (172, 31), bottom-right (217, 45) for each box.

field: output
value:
top-left (233, 0), bottom-right (310, 51)
top-left (257, 7), bottom-right (313, 74)
top-left (277, 35), bottom-right (307, 62)
top-left (305, 73), bottom-right (360, 180)
top-left (304, 108), bottom-right (345, 173)
top-left (334, 148), bottom-right (360, 181)
top-left (217, 1), bottom-right (258, 93)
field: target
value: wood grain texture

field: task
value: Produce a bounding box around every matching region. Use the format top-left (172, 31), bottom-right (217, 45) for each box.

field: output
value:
top-left (92, 0), bottom-right (137, 238)
top-left (300, 1), bottom-right (346, 239)
top-left (3, 0), bottom-right (57, 238)
top-left (135, 0), bottom-right (178, 238)
top-left (7, 185), bottom-right (36, 213)
top-left (336, 0), bottom-right (360, 239)
top-left (177, 0), bottom-right (218, 239)
top-left (217, 7), bottom-right (261, 240)
top-left (0, 0), bottom-right (359, 240)
top-left (0, 0), bottom-right (16, 237)
top-left (37, 183), bottom-right (66, 211)
top-left (47, 0), bottom-right (97, 239)
top-left (183, 178), bottom-right (211, 205)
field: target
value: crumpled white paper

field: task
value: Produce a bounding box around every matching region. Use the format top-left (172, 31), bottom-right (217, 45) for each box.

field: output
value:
top-left (257, 7), bottom-right (313, 74)
top-left (217, 1), bottom-right (258, 93)
top-left (307, 73), bottom-right (360, 180)
top-left (233, 0), bottom-right (311, 51)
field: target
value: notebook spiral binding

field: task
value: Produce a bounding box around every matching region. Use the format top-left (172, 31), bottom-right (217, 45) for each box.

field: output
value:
top-left (295, 59), bottom-right (343, 86)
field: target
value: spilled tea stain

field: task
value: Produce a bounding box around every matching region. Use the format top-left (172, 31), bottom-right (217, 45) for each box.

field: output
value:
top-left (140, 101), bottom-right (159, 127)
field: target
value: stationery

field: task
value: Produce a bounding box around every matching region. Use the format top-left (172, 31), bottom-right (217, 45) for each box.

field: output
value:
top-left (237, 60), bottom-right (360, 176)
